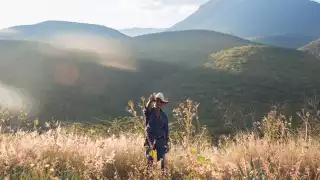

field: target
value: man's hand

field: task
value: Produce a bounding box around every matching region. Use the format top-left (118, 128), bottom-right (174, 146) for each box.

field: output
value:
top-left (149, 93), bottom-right (156, 102)
top-left (146, 93), bottom-right (156, 111)
top-left (148, 139), bottom-right (155, 150)
top-left (150, 141), bottom-right (156, 150)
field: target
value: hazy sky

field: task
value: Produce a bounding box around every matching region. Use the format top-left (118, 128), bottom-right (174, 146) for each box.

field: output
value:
top-left (0, 0), bottom-right (209, 29)
top-left (0, 0), bottom-right (319, 30)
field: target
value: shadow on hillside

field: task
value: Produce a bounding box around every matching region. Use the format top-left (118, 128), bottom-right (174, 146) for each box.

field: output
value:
top-left (0, 47), bottom-right (186, 122)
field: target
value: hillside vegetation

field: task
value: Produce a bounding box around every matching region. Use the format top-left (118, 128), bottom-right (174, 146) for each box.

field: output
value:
top-left (206, 45), bottom-right (319, 79)
top-left (299, 40), bottom-right (320, 59)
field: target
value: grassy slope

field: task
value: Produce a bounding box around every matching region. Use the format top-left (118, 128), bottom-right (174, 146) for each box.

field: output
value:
top-left (299, 39), bottom-right (320, 59)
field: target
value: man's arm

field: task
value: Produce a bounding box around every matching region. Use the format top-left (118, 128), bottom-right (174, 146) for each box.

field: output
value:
top-left (144, 100), bottom-right (152, 125)
top-left (146, 118), bottom-right (155, 147)
top-left (144, 93), bottom-right (156, 147)
top-left (144, 94), bottom-right (155, 126)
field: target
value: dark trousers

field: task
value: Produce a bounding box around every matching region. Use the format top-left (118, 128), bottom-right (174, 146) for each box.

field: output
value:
top-left (145, 138), bottom-right (166, 169)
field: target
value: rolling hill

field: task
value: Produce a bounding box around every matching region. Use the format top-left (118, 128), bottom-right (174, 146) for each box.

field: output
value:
top-left (299, 40), bottom-right (320, 59)
top-left (0, 21), bottom-right (132, 56)
top-left (170, 0), bottom-right (320, 38)
top-left (0, 20), bottom-right (129, 40)
top-left (132, 30), bottom-right (254, 66)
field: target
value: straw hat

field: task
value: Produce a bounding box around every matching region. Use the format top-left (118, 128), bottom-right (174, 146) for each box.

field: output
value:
top-left (155, 92), bottom-right (169, 103)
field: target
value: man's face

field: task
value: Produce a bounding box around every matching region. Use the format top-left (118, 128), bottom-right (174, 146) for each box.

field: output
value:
top-left (155, 98), bottom-right (162, 108)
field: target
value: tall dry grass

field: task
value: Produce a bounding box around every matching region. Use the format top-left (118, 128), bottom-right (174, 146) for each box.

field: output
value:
top-left (1, 98), bottom-right (320, 179)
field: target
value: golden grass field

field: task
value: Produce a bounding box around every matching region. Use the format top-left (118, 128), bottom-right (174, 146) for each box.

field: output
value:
top-left (1, 99), bottom-right (320, 179)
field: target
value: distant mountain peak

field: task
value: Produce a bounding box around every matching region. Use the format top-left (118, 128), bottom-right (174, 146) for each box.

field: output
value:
top-left (170, 0), bottom-right (320, 38)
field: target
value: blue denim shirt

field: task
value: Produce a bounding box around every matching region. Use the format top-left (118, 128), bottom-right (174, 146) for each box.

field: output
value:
top-left (144, 107), bottom-right (169, 144)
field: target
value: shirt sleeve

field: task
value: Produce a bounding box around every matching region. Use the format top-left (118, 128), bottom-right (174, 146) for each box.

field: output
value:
top-left (164, 114), bottom-right (169, 144)
top-left (144, 107), bottom-right (149, 125)
top-left (144, 105), bottom-right (154, 125)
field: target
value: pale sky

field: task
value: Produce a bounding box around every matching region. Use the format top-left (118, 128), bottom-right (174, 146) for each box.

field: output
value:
top-left (0, 0), bottom-right (209, 29)
top-left (0, 0), bottom-right (319, 30)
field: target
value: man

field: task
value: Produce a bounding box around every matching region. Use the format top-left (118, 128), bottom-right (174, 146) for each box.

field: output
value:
top-left (144, 92), bottom-right (169, 175)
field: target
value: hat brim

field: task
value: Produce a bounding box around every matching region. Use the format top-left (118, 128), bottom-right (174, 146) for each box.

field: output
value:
top-left (156, 98), bottom-right (169, 104)
top-left (161, 100), bottom-right (169, 104)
